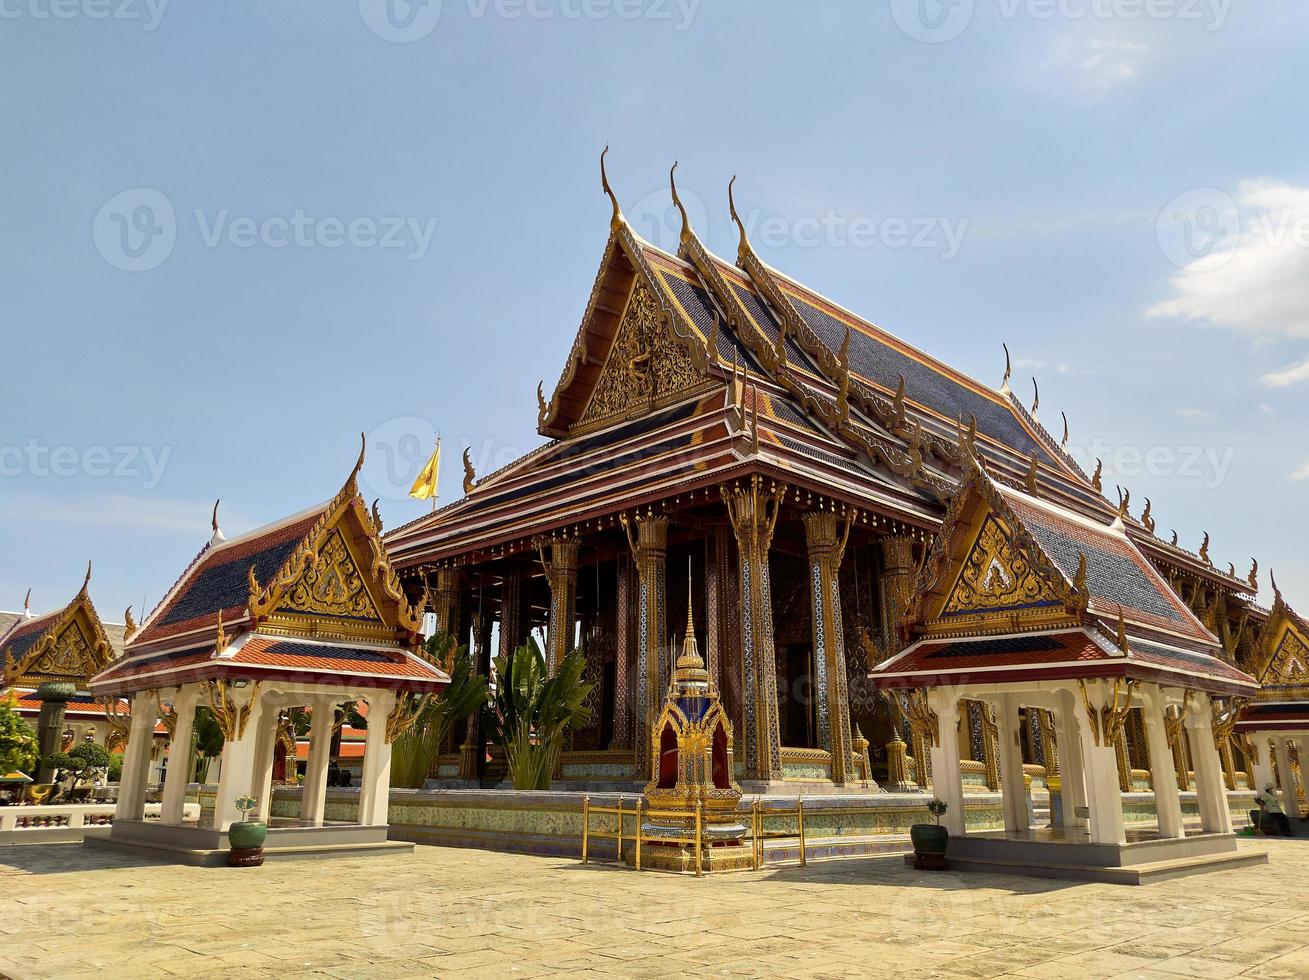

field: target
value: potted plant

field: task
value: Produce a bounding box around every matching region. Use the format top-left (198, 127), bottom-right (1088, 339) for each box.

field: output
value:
top-left (910, 798), bottom-right (950, 870)
top-left (227, 795), bottom-right (267, 867)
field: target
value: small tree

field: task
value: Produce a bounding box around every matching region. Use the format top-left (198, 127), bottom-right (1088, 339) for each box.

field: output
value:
top-left (391, 632), bottom-right (490, 788)
top-left (0, 691), bottom-right (38, 776)
top-left (45, 743), bottom-right (113, 798)
top-left (192, 707), bottom-right (225, 783)
top-left (484, 639), bottom-right (592, 791)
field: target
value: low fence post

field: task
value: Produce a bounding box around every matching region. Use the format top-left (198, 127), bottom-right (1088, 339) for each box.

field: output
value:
top-left (694, 800), bottom-right (703, 878)
top-left (635, 800), bottom-right (643, 871)
top-left (616, 796), bottom-right (624, 864)
top-left (581, 795), bottom-right (590, 865)
top-left (797, 797), bottom-right (806, 868)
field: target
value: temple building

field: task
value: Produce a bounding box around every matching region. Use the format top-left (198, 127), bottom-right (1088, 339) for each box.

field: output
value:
top-left (88, 440), bottom-right (447, 864)
top-left (1236, 582), bottom-right (1309, 820)
top-left (0, 571), bottom-right (148, 782)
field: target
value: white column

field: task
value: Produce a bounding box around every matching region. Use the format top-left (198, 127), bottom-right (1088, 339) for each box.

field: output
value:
top-left (300, 698), bottom-right (337, 827)
top-left (249, 707), bottom-right (280, 823)
top-left (212, 692), bottom-right (265, 832)
top-left (926, 689), bottom-right (966, 837)
top-left (1054, 704), bottom-right (1088, 832)
top-left (1293, 736), bottom-right (1309, 818)
top-left (1186, 696), bottom-right (1232, 834)
top-left (993, 696), bottom-right (1029, 835)
top-left (1141, 688), bottom-right (1184, 839)
top-left (1250, 736), bottom-right (1274, 796)
top-left (113, 691), bottom-right (158, 823)
top-left (1070, 683), bottom-right (1125, 845)
top-left (357, 691), bottom-right (396, 827)
top-left (160, 686), bottom-right (199, 825)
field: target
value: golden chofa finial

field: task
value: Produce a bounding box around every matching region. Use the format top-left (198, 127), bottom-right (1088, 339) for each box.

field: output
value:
top-left (210, 498), bottom-right (226, 544)
top-left (600, 145), bottom-right (623, 230)
top-left (215, 611), bottom-right (228, 653)
top-left (1091, 457), bottom-right (1103, 493)
top-left (1030, 377), bottom-right (1040, 420)
top-left (123, 605), bottom-right (137, 643)
top-left (1248, 558), bottom-right (1259, 591)
top-left (1199, 531), bottom-right (1211, 564)
top-left (462, 447), bottom-right (476, 495)
top-left (371, 497), bottom-right (384, 532)
top-left (728, 175), bottom-right (750, 262)
top-left (80, 560), bottom-right (93, 594)
top-left (345, 431), bottom-right (367, 492)
top-left (1025, 452), bottom-right (1039, 494)
top-left (22, 588), bottom-right (32, 618)
top-left (1001, 342), bottom-right (1013, 394)
top-left (1271, 569), bottom-right (1283, 601)
top-left (1141, 497), bottom-right (1156, 534)
top-left (1115, 605), bottom-right (1130, 654)
top-left (1061, 412), bottom-right (1070, 448)
top-left (537, 380), bottom-right (549, 427)
top-left (669, 160), bottom-right (691, 245)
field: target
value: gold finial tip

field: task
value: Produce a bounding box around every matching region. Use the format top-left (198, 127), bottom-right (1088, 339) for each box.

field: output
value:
top-left (82, 560), bottom-right (92, 591)
top-left (600, 145), bottom-right (622, 227)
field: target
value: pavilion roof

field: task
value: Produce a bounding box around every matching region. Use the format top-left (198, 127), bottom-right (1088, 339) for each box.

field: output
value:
top-left (0, 570), bottom-right (117, 691)
top-left (91, 440), bottom-right (445, 697)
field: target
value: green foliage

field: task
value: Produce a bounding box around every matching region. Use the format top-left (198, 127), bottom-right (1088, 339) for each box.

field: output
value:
top-left (108, 754), bottom-right (123, 782)
top-left (391, 632), bottom-right (490, 789)
top-left (0, 692), bottom-right (38, 775)
top-left (484, 639), bottom-right (592, 791)
top-left (44, 742), bottom-right (114, 795)
top-left (927, 798), bottom-right (949, 825)
top-left (191, 707), bottom-right (225, 782)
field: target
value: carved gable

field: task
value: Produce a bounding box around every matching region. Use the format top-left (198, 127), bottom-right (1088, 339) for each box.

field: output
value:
top-left (1262, 620), bottom-right (1309, 691)
top-left (19, 608), bottom-right (112, 685)
top-left (941, 515), bottom-right (1065, 617)
top-left (576, 280), bottom-right (704, 429)
top-left (276, 529), bottom-right (382, 624)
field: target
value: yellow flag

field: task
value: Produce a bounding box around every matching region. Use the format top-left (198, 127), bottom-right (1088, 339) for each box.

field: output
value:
top-left (408, 439), bottom-right (441, 500)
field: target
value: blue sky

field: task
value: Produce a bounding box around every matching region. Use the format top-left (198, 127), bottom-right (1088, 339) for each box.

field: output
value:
top-left (2, 1), bottom-right (1307, 623)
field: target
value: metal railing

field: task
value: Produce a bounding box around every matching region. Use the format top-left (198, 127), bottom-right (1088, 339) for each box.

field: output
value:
top-left (582, 796), bottom-right (821, 875)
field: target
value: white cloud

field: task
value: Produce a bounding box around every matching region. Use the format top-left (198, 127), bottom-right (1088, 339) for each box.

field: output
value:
top-left (1261, 360), bottom-right (1309, 388)
top-left (1149, 180), bottom-right (1309, 339)
top-left (1045, 38), bottom-right (1151, 91)
top-left (1293, 461), bottom-right (1309, 481)
top-left (1177, 408), bottom-right (1214, 419)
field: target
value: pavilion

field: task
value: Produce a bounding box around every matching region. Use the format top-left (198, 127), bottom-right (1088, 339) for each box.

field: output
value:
top-left (87, 439), bottom-right (448, 864)
top-left (870, 458), bottom-right (1264, 880)
top-left (1235, 583), bottom-right (1309, 823)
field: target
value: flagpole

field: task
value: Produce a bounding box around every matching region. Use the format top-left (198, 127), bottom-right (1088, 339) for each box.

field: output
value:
top-left (431, 432), bottom-right (441, 513)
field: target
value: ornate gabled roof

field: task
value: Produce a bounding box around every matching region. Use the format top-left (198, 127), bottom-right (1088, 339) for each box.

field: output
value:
top-left (1249, 587), bottom-right (1309, 699)
top-left (0, 566), bottom-right (116, 691)
top-left (92, 440), bottom-right (444, 697)
top-left (872, 458), bottom-right (1256, 696)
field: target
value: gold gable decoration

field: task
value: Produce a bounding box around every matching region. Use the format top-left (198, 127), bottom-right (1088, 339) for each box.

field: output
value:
top-left (576, 280), bottom-right (704, 429)
top-left (941, 515), bottom-right (1065, 616)
top-left (277, 529), bottom-right (381, 622)
top-left (3, 599), bottom-right (114, 689)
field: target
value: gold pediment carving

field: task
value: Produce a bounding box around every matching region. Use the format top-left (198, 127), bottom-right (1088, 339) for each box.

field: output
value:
top-left (940, 515), bottom-right (1064, 618)
top-left (576, 280), bottom-right (703, 429)
top-left (276, 529), bottom-right (382, 623)
top-left (1261, 623), bottom-right (1309, 693)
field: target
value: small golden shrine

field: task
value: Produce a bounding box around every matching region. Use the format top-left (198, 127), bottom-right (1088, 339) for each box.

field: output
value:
top-left (631, 578), bottom-right (751, 873)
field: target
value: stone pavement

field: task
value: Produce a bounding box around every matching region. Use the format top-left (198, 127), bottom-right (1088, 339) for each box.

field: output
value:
top-left (2, 838), bottom-right (1308, 979)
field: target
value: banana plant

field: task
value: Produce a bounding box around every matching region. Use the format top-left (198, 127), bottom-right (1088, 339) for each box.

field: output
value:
top-left (484, 639), bottom-right (592, 791)
top-left (390, 631), bottom-right (490, 788)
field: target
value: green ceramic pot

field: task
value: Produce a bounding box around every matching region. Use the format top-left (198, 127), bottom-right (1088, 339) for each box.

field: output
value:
top-left (909, 823), bottom-right (949, 856)
top-left (228, 820), bottom-right (268, 850)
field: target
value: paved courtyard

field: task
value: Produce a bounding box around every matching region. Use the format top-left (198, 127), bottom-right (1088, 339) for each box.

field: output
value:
top-left (2, 839), bottom-right (1308, 979)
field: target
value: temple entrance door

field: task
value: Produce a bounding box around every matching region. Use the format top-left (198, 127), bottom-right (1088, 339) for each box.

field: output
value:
top-left (778, 643), bottom-right (817, 748)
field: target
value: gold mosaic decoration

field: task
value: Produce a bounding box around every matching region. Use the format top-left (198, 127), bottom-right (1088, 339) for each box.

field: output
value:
top-left (278, 529), bottom-right (381, 621)
top-left (941, 515), bottom-right (1063, 616)
top-left (578, 281), bottom-right (702, 427)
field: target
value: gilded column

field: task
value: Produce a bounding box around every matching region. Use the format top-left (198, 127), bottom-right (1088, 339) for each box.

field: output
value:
top-left (534, 536), bottom-right (579, 674)
top-left (612, 556), bottom-right (632, 749)
top-left (622, 514), bottom-right (668, 763)
top-left (1219, 738), bottom-right (1238, 791)
top-left (1115, 729), bottom-right (1132, 792)
top-left (803, 510), bottom-right (855, 785)
top-left (1039, 709), bottom-right (1060, 777)
top-left (722, 477), bottom-right (785, 783)
top-left (459, 611), bottom-right (494, 780)
top-left (878, 535), bottom-right (917, 650)
top-left (430, 567), bottom-right (464, 640)
top-left (497, 569), bottom-right (528, 659)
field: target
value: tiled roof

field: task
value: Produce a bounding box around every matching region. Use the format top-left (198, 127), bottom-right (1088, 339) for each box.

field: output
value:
top-left (1001, 489), bottom-right (1213, 644)
top-left (234, 638), bottom-right (442, 680)
top-left (874, 630), bottom-right (1113, 684)
top-left (133, 509), bottom-right (326, 646)
top-left (0, 611), bottom-right (58, 670)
